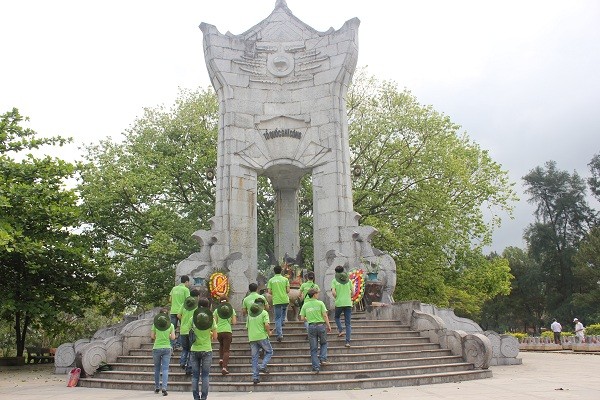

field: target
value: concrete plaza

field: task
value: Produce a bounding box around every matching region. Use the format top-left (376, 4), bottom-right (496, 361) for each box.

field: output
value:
top-left (1, 351), bottom-right (599, 399)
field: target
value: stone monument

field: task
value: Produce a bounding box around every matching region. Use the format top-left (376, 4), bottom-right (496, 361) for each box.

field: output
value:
top-left (177, 0), bottom-right (396, 309)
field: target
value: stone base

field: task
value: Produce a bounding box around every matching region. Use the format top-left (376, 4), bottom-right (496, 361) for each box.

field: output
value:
top-left (519, 344), bottom-right (564, 351)
top-left (490, 357), bottom-right (523, 365)
top-left (572, 344), bottom-right (600, 352)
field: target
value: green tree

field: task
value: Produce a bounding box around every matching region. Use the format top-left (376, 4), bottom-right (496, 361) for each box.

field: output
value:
top-left (80, 73), bottom-right (516, 313)
top-left (587, 153), bottom-right (600, 202)
top-left (78, 89), bottom-right (218, 310)
top-left (572, 226), bottom-right (600, 322)
top-left (347, 71), bottom-right (516, 309)
top-left (480, 247), bottom-right (545, 332)
top-left (0, 108), bottom-right (100, 357)
top-left (523, 160), bottom-right (595, 322)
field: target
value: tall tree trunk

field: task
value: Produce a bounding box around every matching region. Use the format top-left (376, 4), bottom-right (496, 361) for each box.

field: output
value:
top-left (14, 311), bottom-right (29, 358)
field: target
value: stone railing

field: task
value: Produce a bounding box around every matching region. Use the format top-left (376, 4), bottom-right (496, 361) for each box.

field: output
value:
top-left (365, 301), bottom-right (521, 366)
top-left (54, 308), bottom-right (160, 375)
top-left (519, 335), bottom-right (600, 352)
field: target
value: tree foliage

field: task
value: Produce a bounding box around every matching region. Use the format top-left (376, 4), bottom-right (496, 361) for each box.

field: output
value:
top-left (78, 89), bottom-right (218, 310)
top-left (587, 153), bottom-right (600, 202)
top-left (79, 74), bottom-right (516, 317)
top-left (0, 108), bottom-right (100, 357)
top-left (347, 71), bottom-right (516, 316)
top-left (522, 160), bottom-right (596, 322)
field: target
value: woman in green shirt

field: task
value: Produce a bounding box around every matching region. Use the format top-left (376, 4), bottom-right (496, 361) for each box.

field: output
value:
top-left (151, 309), bottom-right (176, 396)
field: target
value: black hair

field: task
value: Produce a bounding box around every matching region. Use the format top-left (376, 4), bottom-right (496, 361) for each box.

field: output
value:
top-left (181, 275), bottom-right (190, 283)
top-left (307, 271), bottom-right (315, 280)
top-left (198, 298), bottom-right (210, 308)
top-left (249, 283), bottom-right (258, 292)
top-left (334, 266), bottom-right (344, 273)
top-left (255, 297), bottom-right (266, 305)
top-left (274, 265), bottom-right (282, 274)
top-left (190, 289), bottom-right (200, 297)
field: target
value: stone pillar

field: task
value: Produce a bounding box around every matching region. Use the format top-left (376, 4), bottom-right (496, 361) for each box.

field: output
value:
top-left (274, 187), bottom-right (300, 262)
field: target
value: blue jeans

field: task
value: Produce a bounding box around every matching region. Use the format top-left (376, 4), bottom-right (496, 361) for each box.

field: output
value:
top-left (190, 351), bottom-right (212, 400)
top-left (335, 306), bottom-right (352, 343)
top-left (152, 348), bottom-right (172, 390)
top-left (274, 304), bottom-right (288, 338)
top-left (250, 339), bottom-right (273, 380)
top-left (179, 334), bottom-right (191, 372)
top-left (308, 323), bottom-right (328, 370)
top-left (169, 314), bottom-right (180, 347)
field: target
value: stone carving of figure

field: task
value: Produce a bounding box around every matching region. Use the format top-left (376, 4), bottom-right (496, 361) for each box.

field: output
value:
top-left (175, 230), bottom-right (217, 284)
top-left (224, 252), bottom-right (249, 312)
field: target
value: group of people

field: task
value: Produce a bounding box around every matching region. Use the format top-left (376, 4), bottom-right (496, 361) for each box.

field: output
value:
top-left (550, 317), bottom-right (586, 344)
top-left (150, 265), bottom-right (355, 399)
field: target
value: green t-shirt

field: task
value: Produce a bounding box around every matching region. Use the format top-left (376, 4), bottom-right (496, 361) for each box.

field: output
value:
top-left (190, 321), bottom-right (216, 352)
top-left (246, 310), bottom-right (270, 342)
top-left (179, 306), bottom-right (196, 335)
top-left (300, 298), bottom-right (327, 323)
top-left (213, 308), bottom-right (237, 333)
top-left (152, 324), bottom-right (174, 349)
top-left (331, 278), bottom-right (353, 307)
top-left (299, 281), bottom-right (320, 299)
top-left (242, 292), bottom-right (267, 313)
top-left (169, 283), bottom-right (190, 315)
top-left (267, 274), bottom-right (290, 305)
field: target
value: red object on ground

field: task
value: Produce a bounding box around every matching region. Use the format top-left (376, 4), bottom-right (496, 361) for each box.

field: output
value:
top-left (67, 367), bottom-right (81, 387)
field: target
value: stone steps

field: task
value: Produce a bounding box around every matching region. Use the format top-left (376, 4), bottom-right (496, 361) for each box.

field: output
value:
top-left (80, 370), bottom-right (492, 391)
top-left (118, 348), bottom-right (457, 365)
top-left (107, 355), bottom-right (464, 373)
top-left (79, 318), bottom-right (492, 391)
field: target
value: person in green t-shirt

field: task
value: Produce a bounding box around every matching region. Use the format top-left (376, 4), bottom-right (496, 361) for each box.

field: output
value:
top-left (189, 298), bottom-right (217, 400)
top-left (169, 275), bottom-right (191, 348)
top-left (331, 265), bottom-right (354, 347)
top-left (246, 298), bottom-right (273, 384)
top-left (151, 308), bottom-right (176, 396)
top-left (177, 288), bottom-right (200, 375)
top-left (213, 296), bottom-right (237, 375)
top-left (267, 265), bottom-right (290, 341)
top-left (242, 283), bottom-right (269, 316)
top-left (299, 288), bottom-right (331, 373)
top-left (298, 271), bottom-right (320, 329)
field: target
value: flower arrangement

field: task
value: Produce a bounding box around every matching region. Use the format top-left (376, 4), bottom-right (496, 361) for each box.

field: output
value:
top-left (349, 269), bottom-right (366, 304)
top-left (208, 271), bottom-right (230, 299)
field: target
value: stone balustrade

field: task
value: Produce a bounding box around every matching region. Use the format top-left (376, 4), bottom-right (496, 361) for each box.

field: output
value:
top-left (365, 301), bottom-right (521, 368)
top-left (55, 308), bottom-right (160, 376)
top-left (519, 335), bottom-right (600, 352)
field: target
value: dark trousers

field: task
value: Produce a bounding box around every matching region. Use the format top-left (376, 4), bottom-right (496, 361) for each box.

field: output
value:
top-left (217, 332), bottom-right (233, 368)
top-left (553, 331), bottom-right (561, 344)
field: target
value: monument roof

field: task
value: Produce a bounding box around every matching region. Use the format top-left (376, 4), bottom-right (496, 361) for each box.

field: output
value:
top-left (200, 0), bottom-right (359, 40)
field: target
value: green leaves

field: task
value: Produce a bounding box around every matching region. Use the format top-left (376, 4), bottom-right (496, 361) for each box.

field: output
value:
top-left (347, 71), bottom-right (516, 313)
top-left (1, 108), bottom-right (99, 356)
top-left (79, 88), bottom-right (219, 308)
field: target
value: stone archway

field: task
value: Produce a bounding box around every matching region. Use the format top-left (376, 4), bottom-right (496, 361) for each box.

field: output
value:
top-left (177, 0), bottom-right (395, 310)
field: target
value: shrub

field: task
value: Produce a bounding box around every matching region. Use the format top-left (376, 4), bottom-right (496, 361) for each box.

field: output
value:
top-left (585, 324), bottom-right (600, 335)
top-left (504, 332), bottom-right (528, 340)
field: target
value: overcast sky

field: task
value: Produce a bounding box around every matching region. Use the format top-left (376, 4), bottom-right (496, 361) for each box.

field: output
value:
top-left (2, 0), bottom-right (599, 252)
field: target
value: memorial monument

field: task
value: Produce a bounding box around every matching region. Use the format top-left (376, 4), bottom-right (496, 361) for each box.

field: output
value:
top-left (176, 0), bottom-right (396, 309)
top-left (58, 2), bottom-right (509, 382)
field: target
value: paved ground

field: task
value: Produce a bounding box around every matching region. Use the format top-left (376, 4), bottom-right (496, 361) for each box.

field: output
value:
top-left (1, 352), bottom-right (599, 399)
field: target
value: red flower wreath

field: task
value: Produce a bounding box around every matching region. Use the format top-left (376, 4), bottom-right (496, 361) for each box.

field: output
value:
top-left (208, 272), bottom-right (230, 299)
top-left (349, 269), bottom-right (366, 304)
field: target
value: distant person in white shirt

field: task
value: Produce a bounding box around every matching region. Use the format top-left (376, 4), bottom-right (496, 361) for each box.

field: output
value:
top-left (573, 318), bottom-right (585, 343)
top-left (550, 318), bottom-right (562, 344)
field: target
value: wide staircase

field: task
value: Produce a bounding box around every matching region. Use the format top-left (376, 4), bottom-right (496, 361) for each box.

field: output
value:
top-left (79, 317), bottom-right (492, 392)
